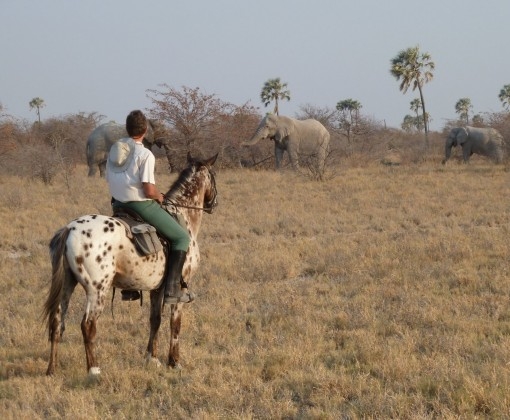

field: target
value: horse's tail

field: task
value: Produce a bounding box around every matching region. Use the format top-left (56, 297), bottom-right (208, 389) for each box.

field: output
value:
top-left (43, 226), bottom-right (70, 339)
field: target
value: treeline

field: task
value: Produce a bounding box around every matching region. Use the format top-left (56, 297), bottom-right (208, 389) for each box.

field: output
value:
top-left (1, 86), bottom-right (509, 183)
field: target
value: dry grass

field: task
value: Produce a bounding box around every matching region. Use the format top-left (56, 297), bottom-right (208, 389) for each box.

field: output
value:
top-left (0, 159), bottom-right (509, 419)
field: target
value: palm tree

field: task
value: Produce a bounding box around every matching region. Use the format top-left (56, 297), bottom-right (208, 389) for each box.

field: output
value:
top-left (498, 84), bottom-right (510, 110)
top-left (336, 99), bottom-right (362, 124)
top-left (455, 98), bottom-right (472, 125)
top-left (336, 99), bottom-right (362, 150)
top-left (29, 97), bottom-right (46, 123)
top-left (260, 78), bottom-right (290, 115)
top-left (390, 45), bottom-right (435, 147)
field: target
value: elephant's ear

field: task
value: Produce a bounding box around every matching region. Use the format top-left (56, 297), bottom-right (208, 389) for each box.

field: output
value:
top-left (274, 126), bottom-right (289, 142)
top-left (457, 127), bottom-right (469, 145)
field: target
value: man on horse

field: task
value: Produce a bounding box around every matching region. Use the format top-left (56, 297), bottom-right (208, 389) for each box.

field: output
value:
top-left (106, 110), bottom-right (194, 305)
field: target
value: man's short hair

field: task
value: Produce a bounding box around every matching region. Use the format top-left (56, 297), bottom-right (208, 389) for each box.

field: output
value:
top-left (126, 110), bottom-right (147, 138)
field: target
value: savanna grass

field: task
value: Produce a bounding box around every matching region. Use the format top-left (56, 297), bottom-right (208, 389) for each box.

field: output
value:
top-left (0, 159), bottom-right (508, 419)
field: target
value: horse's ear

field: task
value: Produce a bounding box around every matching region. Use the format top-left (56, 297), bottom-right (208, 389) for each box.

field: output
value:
top-left (204, 153), bottom-right (218, 167)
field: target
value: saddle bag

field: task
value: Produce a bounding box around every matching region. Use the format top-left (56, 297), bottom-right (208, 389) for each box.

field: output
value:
top-left (130, 224), bottom-right (164, 255)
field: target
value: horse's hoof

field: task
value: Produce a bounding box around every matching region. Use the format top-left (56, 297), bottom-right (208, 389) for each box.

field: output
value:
top-left (88, 367), bottom-right (101, 376)
top-left (170, 363), bottom-right (182, 371)
top-left (145, 356), bottom-right (162, 368)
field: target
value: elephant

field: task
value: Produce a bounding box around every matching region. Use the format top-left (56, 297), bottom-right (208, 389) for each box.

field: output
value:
top-left (86, 120), bottom-right (173, 177)
top-left (242, 114), bottom-right (330, 178)
top-left (443, 126), bottom-right (505, 164)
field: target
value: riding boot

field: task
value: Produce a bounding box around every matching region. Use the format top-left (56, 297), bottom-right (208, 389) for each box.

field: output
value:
top-left (164, 250), bottom-right (195, 305)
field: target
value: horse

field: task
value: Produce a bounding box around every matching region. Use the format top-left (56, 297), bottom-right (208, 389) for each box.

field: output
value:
top-left (43, 152), bottom-right (218, 376)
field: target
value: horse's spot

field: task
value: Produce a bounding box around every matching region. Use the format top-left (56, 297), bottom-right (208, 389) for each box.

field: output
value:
top-left (78, 267), bottom-right (83, 273)
top-left (92, 215), bottom-right (97, 219)
top-left (114, 221), bottom-right (121, 226)
top-left (96, 255), bottom-right (102, 263)
top-left (84, 244), bottom-right (89, 251)
top-left (103, 227), bottom-right (109, 233)
top-left (89, 243), bottom-right (93, 248)
top-left (102, 250), bottom-right (107, 257)
top-left (76, 256), bottom-right (84, 265)
top-left (85, 252), bottom-right (90, 258)
top-left (107, 245), bottom-right (112, 251)
top-left (119, 245), bottom-right (124, 249)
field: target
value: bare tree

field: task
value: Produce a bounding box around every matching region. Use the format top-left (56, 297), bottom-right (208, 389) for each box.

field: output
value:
top-left (147, 85), bottom-right (261, 169)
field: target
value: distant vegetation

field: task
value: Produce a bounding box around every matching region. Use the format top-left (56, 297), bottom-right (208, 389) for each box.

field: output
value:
top-left (1, 78), bottom-right (510, 184)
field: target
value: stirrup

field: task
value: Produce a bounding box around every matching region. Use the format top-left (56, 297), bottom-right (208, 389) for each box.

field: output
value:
top-left (164, 291), bottom-right (195, 305)
top-left (121, 290), bottom-right (141, 301)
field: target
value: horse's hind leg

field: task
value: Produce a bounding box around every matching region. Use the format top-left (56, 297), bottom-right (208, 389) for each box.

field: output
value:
top-left (146, 290), bottom-right (163, 366)
top-left (46, 306), bottom-right (62, 376)
top-left (81, 314), bottom-right (99, 375)
top-left (60, 274), bottom-right (77, 337)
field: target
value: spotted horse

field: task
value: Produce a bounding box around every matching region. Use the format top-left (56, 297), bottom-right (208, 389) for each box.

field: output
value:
top-left (43, 152), bottom-right (218, 376)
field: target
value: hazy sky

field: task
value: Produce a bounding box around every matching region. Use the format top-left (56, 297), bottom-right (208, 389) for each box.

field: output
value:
top-left (2, 0), bottom-right (509, 131)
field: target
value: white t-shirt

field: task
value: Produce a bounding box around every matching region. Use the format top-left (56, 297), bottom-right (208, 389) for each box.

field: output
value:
top-left (106, 141), bottom-right (156, 202)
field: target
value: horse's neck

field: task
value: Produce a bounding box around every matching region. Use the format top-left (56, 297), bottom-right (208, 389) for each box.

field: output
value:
top-left (170, 185), bottom-right (206, 238)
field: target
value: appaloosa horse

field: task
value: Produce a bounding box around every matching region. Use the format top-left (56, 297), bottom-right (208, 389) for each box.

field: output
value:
top-left (44, 153), bottom-right (218, 376)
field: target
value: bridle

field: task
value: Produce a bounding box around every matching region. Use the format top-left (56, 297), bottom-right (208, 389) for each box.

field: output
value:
top-left (163, 166), bottom-right (218, 214)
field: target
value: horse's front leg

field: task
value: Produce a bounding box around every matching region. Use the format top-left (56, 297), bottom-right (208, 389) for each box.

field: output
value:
top-left (145, 290), bottom-right (164, 366)
top-left (80, 314), bottom-right (99, 375)
top-left (167, 303), bottom-right (183, 369)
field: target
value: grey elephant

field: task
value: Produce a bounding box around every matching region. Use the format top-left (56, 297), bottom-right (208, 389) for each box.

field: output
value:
top-left (242, 114), bottom-right (330, 177)
top-left (443, 126), bottom-right (505, 164)
top-left (86, 120), bottom-right (173, 177)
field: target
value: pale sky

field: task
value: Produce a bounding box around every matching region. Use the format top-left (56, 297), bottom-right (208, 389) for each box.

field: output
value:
top-left (2, 0), bottom-right (509, 131)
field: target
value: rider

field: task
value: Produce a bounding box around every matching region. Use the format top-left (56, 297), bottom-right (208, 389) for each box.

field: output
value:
top-left (106, 110), bottom-right (194, 304)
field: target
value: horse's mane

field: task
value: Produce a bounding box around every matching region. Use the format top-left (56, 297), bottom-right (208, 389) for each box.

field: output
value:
top-left (165, 162), bottom-right (201, 201)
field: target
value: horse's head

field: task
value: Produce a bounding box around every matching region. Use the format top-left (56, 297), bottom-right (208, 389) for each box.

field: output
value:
top-left (165, 153), bottom-right (219, 214)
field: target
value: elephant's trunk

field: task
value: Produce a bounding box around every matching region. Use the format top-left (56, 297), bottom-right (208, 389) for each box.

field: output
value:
top-left (242, 120), bottom-right (267, 146)
top-left (241, 135), bottom-right (262, 146)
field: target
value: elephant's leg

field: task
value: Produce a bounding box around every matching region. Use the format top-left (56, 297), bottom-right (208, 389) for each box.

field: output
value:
top-left (275, 146), bottom-right (284, 169)
top-left (317, 148), bottom-right (327, 179)
top-left (99, 160), bottom-right (107, 177)
top-left (462, 146), bottom-right (471, 163)
top-left (287, 147), bottom-right (299, 170)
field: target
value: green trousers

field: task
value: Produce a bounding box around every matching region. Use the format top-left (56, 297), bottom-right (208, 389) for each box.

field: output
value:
top-left (113, 199), bottom-right (190, 252)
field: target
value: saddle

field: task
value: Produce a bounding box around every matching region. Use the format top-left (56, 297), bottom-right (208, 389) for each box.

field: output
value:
top-left (112, 207), bottom-right (165, 256)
